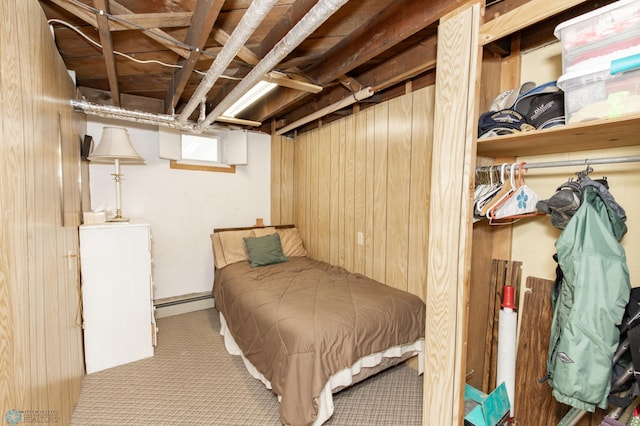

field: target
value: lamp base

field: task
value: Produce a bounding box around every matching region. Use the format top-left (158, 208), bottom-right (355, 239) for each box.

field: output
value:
top-left (106, 216), bottom-right (130, 223)
top-left (106, 208), bottom-right (129, 222)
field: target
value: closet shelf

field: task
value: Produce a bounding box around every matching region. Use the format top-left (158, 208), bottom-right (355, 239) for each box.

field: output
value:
top-left (476, 113), bottom-right (640, 157)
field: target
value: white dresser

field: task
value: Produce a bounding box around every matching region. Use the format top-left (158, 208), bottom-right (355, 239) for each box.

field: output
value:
top-left (79, 221), bottom-right (156, 374)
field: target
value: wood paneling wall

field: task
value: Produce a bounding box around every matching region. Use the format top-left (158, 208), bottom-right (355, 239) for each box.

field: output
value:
top-left (0, 1), bottom-right (85, 424)
top-left (271, 86), bottom-right (434, 297)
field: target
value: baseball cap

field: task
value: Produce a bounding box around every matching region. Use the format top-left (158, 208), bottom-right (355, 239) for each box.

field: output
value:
top-left (489, 81), bottom-right (536, 112)
top-left (477, 109), bottom-right (535, 139)
top-left (522, 92), bottom-right (565, 129)
top-left (513, 81), bottom-right (562, 116)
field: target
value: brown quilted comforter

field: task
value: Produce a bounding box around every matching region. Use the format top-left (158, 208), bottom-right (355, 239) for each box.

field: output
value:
top-left (213, 256), bottom-right (426, 426)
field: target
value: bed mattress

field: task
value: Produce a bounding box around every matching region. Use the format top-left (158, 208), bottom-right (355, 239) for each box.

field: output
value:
top-left (213, 256), bottom-right (426, 426)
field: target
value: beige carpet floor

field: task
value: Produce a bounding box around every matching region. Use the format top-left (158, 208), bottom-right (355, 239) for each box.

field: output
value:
top-left (71, 308), bottom-right (423, 425)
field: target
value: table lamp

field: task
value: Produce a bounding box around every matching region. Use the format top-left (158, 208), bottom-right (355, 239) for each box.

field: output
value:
top-left (88, 127), bottom-right (144, 222)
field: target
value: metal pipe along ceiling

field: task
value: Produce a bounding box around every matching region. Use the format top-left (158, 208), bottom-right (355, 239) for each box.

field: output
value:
top-left (177, 0), bottom-right (280, 123)
top-left (196, 0), bottom-right (350, 132)
top-left (70, 100), bottom-right (224, 133)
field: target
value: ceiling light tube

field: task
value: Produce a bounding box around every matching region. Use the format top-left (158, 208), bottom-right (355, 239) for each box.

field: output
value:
top-left (196, 0), bottom-right (350, 131)
top-left (222, 81), bottom-right (277, 118)
top-left (177, 0), bottom-right (279, 122)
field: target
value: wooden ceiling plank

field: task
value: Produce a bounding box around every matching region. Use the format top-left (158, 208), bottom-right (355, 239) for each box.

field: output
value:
top-left (307, 0), bottom-right (457, 84)
top-left (252, 0), bottom-right (465, 122)
top-left (256, 0), bottom-right (316, 58)
top-left (479, 0), bottom-right (588, 46)
top-left (276, 53), bottom-right (324, 70)
top-left (255, 0), bottom-right (462, 121)
top-left (108, 0), bottom-right (191, 59)
top-left (94, 0), bottom-right (120, 106)
top-left (264, 72), bottom-right (322, 94)
top-left (108, 12), bottom-right (193, 31)
top-left (210, 27), bottom-right (260, 66)
top-left (165, 0), bottom-right (225, 113)
top-left (277, 34), bottom-right (437, 127)
top-left (338, 75), bottom-right (364, 92)
top-left (48, 0), bottom-right (98, 27)
top-left (203, 0), bottom-right (319, 113)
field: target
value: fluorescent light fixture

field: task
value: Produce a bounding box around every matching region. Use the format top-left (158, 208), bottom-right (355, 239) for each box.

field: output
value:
top-left (223, 80), bottom-right (277, 118)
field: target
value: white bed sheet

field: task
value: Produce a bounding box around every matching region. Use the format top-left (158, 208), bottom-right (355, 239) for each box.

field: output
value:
top-left (218, 312), bottom-right (424, 425)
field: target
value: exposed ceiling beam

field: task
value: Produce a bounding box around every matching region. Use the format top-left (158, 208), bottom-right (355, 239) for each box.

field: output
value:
top-left (256, 0), bottom-right (317, 59)
top-left (271, 33), bottom-right (438, 129)
top-left (210, 27), bottom-right (260, 66)
top-left (338, 75), bottom-right (364, 91)
top-left (264, 72), bottom-right (322, 94)
top-left (255, 0), bottom-right (463, 122)
top-left (203, 0), bottom-right (317, 112)
top-left (198, 0), bottom-right (350, 130)
top-left (275, 53), bottom-right (324, 70)
top-left (48, 0), bottom-right (191, 59)
top-left (93, 0), bottom-right (120, 106)
top-left (178, 0), bottom-right (281, 123)
top-left (48, 0), bottom-right (98, 27)
top-left (165, 0), bottom-right (224, 114)
top-left (108, 12), bottom-right (193, 31)
top-left (107, 0), bottom-right (191, 58)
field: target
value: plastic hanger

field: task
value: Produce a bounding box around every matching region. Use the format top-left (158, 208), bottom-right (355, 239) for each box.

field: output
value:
top-left (489, 162), bottom-right (543, 224)
top-left (479, 163), bottom-right (511, 217)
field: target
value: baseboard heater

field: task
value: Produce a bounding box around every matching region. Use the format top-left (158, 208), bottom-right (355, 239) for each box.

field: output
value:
top-left (154, 292), bottom-right (212, 308)
top-left (154, 292), bottom-right (214, 318)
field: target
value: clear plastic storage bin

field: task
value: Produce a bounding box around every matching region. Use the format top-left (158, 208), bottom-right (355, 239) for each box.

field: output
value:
top-left (554, 0), bottom-right (640, 72)
top-left (557, 54), bottom-right (640, 123)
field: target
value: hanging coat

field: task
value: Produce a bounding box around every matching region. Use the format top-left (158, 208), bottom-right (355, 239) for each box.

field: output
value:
top-left (546, 184), bottom-right (631, 412)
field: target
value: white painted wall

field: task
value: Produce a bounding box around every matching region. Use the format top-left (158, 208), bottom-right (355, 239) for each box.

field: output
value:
top-left (86, 118), bottom-right (271, 300)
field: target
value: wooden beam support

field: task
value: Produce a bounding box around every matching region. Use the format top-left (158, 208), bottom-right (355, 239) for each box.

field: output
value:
top-left (108, 0), bottom-right (191, 58)
top-left (108, 12), bottom-right (193, 31)
top-left (479, 0), bottom-right (588, 45)
top-left (164, 0), bottom-right (224, 114)
top-left (209, 27), bottom-right (261, 66)
top-left (254, 0), bottom-right (463, 121)
top-left (275, 34), bottom-right (437, 129)
top-left (264, 72), bottom-right (322, 94)
top-left (93, 0), bottom-right (120, 106)
top-left (48, 0), bottom-right (98, 28)
top-left (424, 3), bottom-right (481, 424)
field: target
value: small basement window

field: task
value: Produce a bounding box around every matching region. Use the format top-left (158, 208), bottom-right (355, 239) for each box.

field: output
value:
top-left (158, 127), bottom-right (248, 173)
top-left (181, 133), bottom-right (220, 163)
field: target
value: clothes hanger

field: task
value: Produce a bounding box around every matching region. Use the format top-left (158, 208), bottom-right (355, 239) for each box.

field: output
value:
top-left (485, 162), bottom-right (518, 219)
top-left (479, 163), bottom-right (511, 217)
top-left (474, 166), bottom-right (502, 221)
top-left (489, 161), bottom-right (542, 224)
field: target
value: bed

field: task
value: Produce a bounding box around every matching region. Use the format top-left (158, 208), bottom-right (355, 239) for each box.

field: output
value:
top-left (210, 225), bottom-right (426, 426)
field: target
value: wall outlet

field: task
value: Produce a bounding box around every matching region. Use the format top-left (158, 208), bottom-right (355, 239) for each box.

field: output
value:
top-left (357, 232), bottom-right (364, 246)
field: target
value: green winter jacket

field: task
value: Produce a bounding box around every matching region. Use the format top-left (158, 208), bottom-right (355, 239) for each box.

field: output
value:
top-left (546, 184), bottom-right (630, 412)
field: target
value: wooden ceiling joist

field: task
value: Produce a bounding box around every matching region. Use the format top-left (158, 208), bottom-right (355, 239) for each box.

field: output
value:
top-left (93, 0), bottom-right (120, 106)
top-left (164, 0), bottom-right (224, 114)
top-left (107, 0), bottom-right (191, 58)
top-left (255, 0), bottom-right (462, 122)
top-left (107, 12), bottom-right (193, 31)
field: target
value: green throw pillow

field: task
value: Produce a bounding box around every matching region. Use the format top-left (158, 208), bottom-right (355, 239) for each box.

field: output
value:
top-left (243, 233), bottom-right (288, 268)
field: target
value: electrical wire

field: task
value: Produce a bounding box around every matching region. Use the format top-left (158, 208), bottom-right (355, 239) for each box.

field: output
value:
top-left (47, 18), bottom-right (243, 80)
top-left (50, 0), bottom-right (258, 68)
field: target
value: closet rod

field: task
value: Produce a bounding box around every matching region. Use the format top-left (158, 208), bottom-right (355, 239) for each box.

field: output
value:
top-left (475, 155), bottom-right (640, 172)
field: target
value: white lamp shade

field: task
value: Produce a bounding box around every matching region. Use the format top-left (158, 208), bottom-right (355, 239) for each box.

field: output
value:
top-left (88, 127), bottom-right (144, 164)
